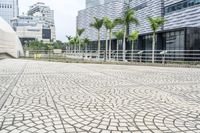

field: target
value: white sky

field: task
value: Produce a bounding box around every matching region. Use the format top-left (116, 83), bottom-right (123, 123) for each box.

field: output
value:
top-left (19, 0), bottom-right (85, 42)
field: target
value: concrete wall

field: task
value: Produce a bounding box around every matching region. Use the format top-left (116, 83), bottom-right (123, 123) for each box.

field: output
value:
top-left (0, 17), bottom-right (24, 58)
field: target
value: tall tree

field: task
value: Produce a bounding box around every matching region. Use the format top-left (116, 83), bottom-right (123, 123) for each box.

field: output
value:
top-left (103, 17), bottom-right (109, 61)
top-left (66, 35), bottom-right (72, 41)
top-left (113, 30), bottom-right (124, 61)
top-left (103, 17), bottom-right (117, 61)
top-left (82, 38), bottom-right (90, 59)
top-left (90, 17), bottom-right (104, 59)
top-left (77, 28), bottom-right (85, 52)
top-left (115, 9), bottom-right (139, 62)
top-left (147, 17), bottom-right (165, 63)
top-left (69, 38), bottom-right (75, 52)
top-left (128, 31), bottom-right (139, 62)
top-left (69, 36), bottom-right (79, 53)
top-left (66, 35), bottom-right (72, 51)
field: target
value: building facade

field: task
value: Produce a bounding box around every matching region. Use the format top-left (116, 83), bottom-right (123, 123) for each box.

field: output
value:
top-left (86, 0), bottom-right (104, 8)
top-left (78, 0), bottom-right (127, 43)
top-left (28, 2), bottom-right (55, 28)
top-left (11, 2), bottom-right (56, 45)
top-left (77, 0), bottom-right (200, 52)
top-left (0, 0), bottom-right (19, 24)
top-left (129, 0), bottom-right (163, 34)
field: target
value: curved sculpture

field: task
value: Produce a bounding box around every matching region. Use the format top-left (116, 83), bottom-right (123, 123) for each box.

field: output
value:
top-left (0, 17), bottom-right (24, 58)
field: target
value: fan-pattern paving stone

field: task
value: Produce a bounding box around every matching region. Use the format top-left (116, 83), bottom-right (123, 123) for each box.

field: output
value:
top-left (0, 59), bottom-right (200, 133)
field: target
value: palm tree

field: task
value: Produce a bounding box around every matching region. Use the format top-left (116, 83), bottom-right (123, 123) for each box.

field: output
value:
top-left (82, 38), bottom-right (90, 59)
top-left (113, 30), bottom-right (124, 61)
top-left (128, 31), bottom-right (139, 62)
top-left (103, 17), bottom-right (117, 61)
top-left (77, 28), bottom-right (85, 52)
top-left (66, 35), bottom-right (72, 41)
top-left (115, 9), bottom-right (139, 62)
top-left (90, 17), bottom-right (104, 59)
top-left (69, 36), bottom-right (79, 53)
top-left (69, 38), bottom-right (75, 53)
top-left (147, 17), bottom-right (165, 63)
top-left (103, 17), bottom-right (109, 61)
top-left (66, 35), bottom-right (72, 51)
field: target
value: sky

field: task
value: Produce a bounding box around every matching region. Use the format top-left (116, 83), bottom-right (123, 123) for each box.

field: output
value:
top-left (19, 0), bottom-right (85, 42)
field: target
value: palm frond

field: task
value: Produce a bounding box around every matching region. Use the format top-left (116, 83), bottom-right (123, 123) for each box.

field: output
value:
top-left (77, 28), bottom-right (85, 36)
top-left (69, 36), bottom-right (80, 45)
top-left (113, 30), bottom-right (124, 40)
top-left (128, 31), bottom-right (139, 41)
top-left (130, 17), bottom-right (139, 25)
top-left (90, 17), bottom-right (104, 30)
top-left (83, 38), bottom-right (90, 44)
top-left (147, 17), bottom-right (165, 32)
top-left (66, 35), bottom-right (72, 41)
top-left (103, 17), bottom-right (117, 30)
top-left (123, 9), bottom-right (139, 26)
top-left (114, 18), bottom-right (124, 25)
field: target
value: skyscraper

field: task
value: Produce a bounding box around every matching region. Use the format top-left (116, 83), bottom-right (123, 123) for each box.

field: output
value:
top-left (78, 0), bottom-right (126, 41)
top-left (0, 0), bottom-right (19, 24)
top-left (86, 0), bottom-right (128, 8)
top-left (11, 2), bottom-right (56, 44)
top-left (86, 0), bottom-right (104, 8)
top-left (28, 2), bottom-right (55, 27)
top-left (77, 0), bottom-right (200, 54)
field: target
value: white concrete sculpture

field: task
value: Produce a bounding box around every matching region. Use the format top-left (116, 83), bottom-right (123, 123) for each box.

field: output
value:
top-left (0, 17), bottom-right (24, 58)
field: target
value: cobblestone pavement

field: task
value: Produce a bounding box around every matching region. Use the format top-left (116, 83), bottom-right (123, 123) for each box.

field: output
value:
top-left (0, 59), bottom-right (200, 133)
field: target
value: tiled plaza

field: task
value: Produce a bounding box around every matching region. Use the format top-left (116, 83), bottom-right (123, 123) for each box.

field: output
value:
top-left (0, 59), bottom-right (200, 133)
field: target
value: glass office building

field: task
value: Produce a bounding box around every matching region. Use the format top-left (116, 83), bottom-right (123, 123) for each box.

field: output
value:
top-left (78, 0), bottom-right (200, 58)
top-left (86, 0), bottom-right (127, 8)
top-left (86, 0), bottom-right (104, 8)
top-left (0, 0), bottom-right (19, 24)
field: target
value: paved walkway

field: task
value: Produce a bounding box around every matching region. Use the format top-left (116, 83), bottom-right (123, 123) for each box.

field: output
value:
top-left (0, 59), bottom-right (200, 133)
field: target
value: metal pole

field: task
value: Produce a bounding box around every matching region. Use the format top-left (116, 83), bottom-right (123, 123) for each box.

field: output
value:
top-left (162, 53), bottom-right (166, 65)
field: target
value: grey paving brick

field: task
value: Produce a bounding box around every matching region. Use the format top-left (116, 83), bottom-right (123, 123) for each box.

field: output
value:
top-left (0, 59), bottom-right (200, 133)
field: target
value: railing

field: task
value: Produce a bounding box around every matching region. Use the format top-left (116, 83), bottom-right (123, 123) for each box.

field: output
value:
top-left (22, 50), bottom-right (200, 65)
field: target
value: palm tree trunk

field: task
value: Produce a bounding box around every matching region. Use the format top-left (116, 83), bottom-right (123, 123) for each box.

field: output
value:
top-left (82, 47), bottom-right (84, 60)
top-left (131, 41), bottom-right (134, 62)
top-left (98, 30), bottom-right (101, 60)
top-left (152, 32), bottom-right (155, 63)
top-left (85, 44), bottom-right (87, 59)
top-left (74, 44), bottom-right (76, 53)
top-left (117, 40), bottom-right (119, 61)
top-left (78, 37), bottom-right (81, 53)
top-left (123, 26), bottom-right (127, 62)
top-left (109, 30), bottom-right (112, 61)
top-left (105, 30), bottom-right (108, 61)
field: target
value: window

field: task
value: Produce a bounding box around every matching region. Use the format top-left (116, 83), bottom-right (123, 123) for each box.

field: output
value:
top-left (0, 4), bottom-right (13, 9)
top-left (165, 0), bottom-right (200, 14)
top-left (177, 3), bottom-right (182, 10)
top-left (132, 3), bottom-right (147, 11)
